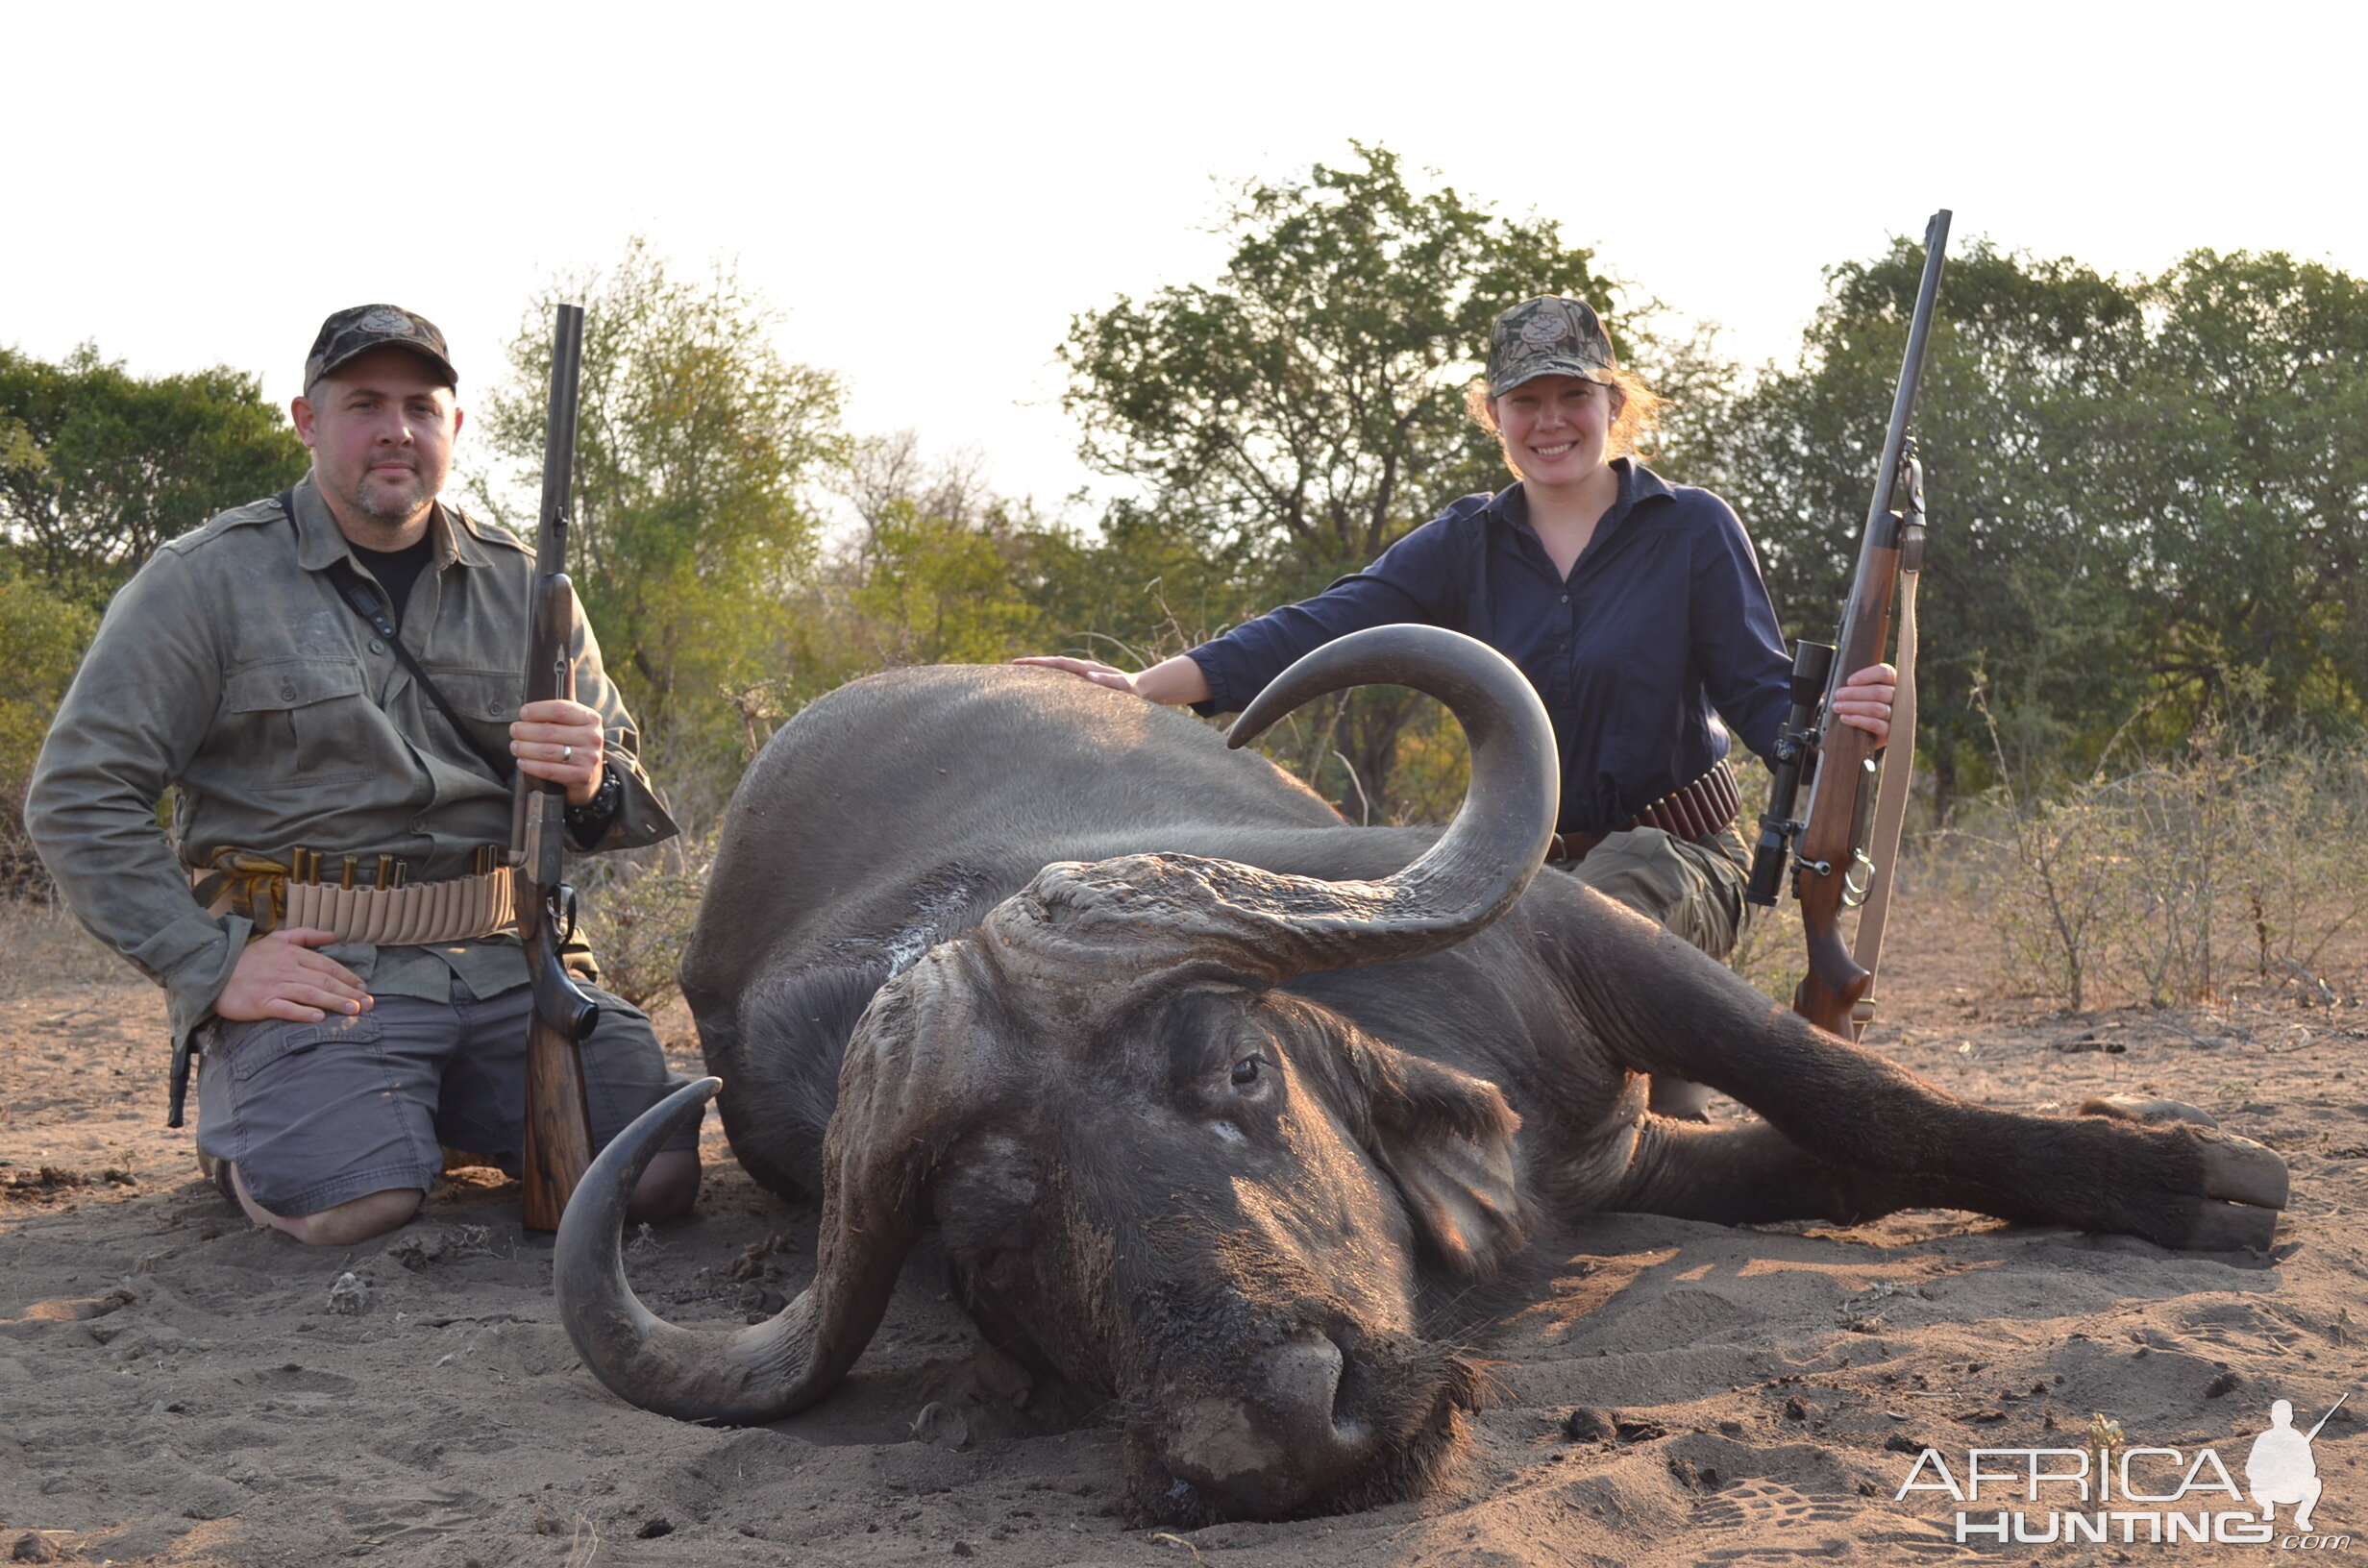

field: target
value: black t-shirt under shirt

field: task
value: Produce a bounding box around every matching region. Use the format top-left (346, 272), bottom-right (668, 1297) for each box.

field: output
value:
top-left (347, 536), bottom-right (436, 629)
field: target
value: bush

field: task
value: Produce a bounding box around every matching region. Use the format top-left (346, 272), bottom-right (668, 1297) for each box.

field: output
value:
top-left (0, 569), bottom-right (97, 894)
top-left (573, 824), bottom-right (717, 1012)
top-left (1969, 720), bottom-right (2368, 1010)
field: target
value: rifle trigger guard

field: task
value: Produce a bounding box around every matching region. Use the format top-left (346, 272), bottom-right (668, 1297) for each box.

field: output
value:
top-left (547, 884), bottom-right (580, 944)
top-left (1840, 849), bottom-right (1876, 909)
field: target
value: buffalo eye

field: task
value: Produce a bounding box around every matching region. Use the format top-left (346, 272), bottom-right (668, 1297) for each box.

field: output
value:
top-left (1230, 1056), bottom-right (1264, 1089)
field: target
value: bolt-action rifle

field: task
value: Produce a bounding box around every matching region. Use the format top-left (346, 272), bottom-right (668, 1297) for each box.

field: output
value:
top-left (516, 303), bottom-right (602, 1232)
top-left (1745, 211), bottom-right (1951, 1041)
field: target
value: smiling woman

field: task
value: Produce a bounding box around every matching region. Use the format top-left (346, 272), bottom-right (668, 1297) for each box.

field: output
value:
top-left (1020, 295), bottom-right (1897, 1116)
top-left (1466, 353), bottom-right (1662, 499)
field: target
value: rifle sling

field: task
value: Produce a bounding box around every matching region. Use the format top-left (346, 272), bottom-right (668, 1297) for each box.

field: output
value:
top-left (283, 491), bottom-right (519, 788)
top-left (1849, 557), bottom-right (1920, 1018)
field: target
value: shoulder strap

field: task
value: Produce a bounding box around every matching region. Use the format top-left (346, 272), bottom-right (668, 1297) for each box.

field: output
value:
top-left (284, 489), bottom-right (518, 787)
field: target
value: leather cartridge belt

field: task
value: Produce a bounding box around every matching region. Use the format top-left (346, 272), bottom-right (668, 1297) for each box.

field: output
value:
top-left (191, 845), bottom-right (517, 946)
top-left (1545, 758), bottom-right (1743, 865)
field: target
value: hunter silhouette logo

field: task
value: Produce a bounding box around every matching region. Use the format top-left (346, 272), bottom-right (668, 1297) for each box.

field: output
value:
top-left (2248, 1395), bottom-right (2343, 1532)
top-left (1894, 1394), bottom-right (2352, 1548)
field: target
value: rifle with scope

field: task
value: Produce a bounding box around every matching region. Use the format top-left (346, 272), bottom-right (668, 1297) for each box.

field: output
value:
top-left (1745, 210), bottom-right (1951, 1041)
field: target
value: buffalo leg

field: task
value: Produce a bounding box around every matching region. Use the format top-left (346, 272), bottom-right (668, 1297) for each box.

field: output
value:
top-left (1564, 921), bottom-right (2287, 1251)
top-left (1604, 1116), bottom-right (2046, 1228)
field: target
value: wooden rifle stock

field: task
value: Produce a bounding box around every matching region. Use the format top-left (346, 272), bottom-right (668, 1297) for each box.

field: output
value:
top-left (1791, 541), bottom-right (1902, 1035)
top-left (517, 304), bottom-right (602, 1233)
top-left (1784, 212), bottom-right (1950, 1040)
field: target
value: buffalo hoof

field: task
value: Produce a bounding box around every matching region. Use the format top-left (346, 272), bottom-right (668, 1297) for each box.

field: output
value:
top-left (2081, 1095), bottom-right (2220, 1129)
top-left (2163, 1134), bottom-right (2290, 1252)
top-left (2073, 1098), bottom-right (2285, 1252)
top-left (2200, 1134), bottom-right (2291, 1211)
top-left (2180, 1198), bottom-right (2282, 1253)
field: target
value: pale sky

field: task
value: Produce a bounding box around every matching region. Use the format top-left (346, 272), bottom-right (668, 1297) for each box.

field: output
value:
top-left (9, 1), bottom-right (2362, 514)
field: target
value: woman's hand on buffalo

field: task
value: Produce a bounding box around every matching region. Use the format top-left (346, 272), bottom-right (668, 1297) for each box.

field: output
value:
top-left (1013, 653), bottom-right (1214, 707)
top-left (1830, 663), bottom-right (1897, 745)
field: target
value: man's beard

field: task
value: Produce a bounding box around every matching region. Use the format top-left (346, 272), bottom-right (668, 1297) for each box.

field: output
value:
top-left (341, 465), bottom-right (434, 528)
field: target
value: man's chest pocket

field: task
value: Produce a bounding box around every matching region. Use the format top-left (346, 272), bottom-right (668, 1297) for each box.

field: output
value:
top-left (422, 668), bottom-right (523, 775)
top-left (220, 658), bottom-right (375, 788)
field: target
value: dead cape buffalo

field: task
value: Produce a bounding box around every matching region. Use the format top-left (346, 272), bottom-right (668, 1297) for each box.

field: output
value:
top-left (554, 625), bottom-right (2287, 1525)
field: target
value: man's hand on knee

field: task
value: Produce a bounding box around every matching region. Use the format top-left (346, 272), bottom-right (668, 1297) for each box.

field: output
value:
top-left (216, 928), bottom-right (373, 1023)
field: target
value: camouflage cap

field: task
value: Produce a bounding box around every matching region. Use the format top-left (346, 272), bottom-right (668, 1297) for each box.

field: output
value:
top-left (303, 304), bottom-right (457, 392)
top-left (1486, 296), bottom-right (1616, 397)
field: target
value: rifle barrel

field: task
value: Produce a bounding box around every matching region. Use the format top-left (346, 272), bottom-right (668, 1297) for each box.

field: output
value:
top-left (537, 304), bottom-right (585, 577)
top-left (1786, 211), bottom-right (1952, 1039)
top-left (518, 301), bottom-right (599, 1233)
top-left (1830, 212), bottom-right (1950, 681)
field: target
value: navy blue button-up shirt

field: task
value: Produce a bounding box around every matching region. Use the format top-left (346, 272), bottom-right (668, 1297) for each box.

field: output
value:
top-left (1186, 460), bottom-right (1792, 836)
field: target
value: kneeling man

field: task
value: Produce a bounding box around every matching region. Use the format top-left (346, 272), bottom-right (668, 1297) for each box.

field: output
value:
top-left (27, 305), bottom-right (700, 1245)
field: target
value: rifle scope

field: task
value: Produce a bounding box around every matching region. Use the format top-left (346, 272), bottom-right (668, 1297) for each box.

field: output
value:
top-left (1744, 639), bottom-right (1836, 907)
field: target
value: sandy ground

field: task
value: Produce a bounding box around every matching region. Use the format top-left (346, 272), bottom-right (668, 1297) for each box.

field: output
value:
top-left (4, 892), bottom-right (2366, 1568)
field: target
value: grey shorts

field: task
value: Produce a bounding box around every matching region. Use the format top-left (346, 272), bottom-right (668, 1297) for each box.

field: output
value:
top-left (1562, 823), bottom-right (1751, 962)
top-left (195, 972), bottom-right (699, 1216)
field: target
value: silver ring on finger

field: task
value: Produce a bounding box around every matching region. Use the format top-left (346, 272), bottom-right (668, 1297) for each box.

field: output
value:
top-left (560, 745), bottom-right (573, 762)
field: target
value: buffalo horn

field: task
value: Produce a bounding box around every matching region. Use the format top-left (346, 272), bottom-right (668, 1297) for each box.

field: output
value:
top-left (555, 1074), bottom-right (923, 1423)
top-left (1219, 624), bottom-right (1558, 972)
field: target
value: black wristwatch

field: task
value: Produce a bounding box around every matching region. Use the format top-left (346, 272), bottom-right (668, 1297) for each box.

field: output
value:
top-left (564, 767), bottom-right (625, 845)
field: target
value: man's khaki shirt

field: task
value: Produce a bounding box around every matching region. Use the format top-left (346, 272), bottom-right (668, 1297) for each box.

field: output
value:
top-left (25, 474), bottom-right (678, 1052)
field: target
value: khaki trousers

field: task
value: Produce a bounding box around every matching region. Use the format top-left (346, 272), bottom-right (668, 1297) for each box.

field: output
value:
top-left (1559, 823), bottom-right (1751, 1119)
top-left (1562, 822), bottom-right (1751, 962)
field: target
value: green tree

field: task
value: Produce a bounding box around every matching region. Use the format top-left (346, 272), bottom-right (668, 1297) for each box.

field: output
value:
top-left (0, 565), bottom-right (99, 889)
top-left (2102, 251), bottom-right (2368, 732)
top-left (473, 239), bottom-right (849, 797)
top-left (1023, 497), bottom-right (1260, 669)
top-left (1679, 240), bottom-right (2368, 813)
top-left (1060, 143), bottom-right (1622, 811)
top-left (849, 502), bottom-right (1043, 667)
top-left (1675, 239), bottom-right (2167, 811)
top-left (1063, 143), bottom-right (1622, 585)
top-left (839, 435), bottom-right (1048, 668)
top-left (0, 345), bottom-right (307, 600)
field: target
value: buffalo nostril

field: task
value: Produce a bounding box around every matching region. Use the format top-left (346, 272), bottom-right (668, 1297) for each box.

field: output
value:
top-left (1322, 1326), bottom-right (1366, 1421)
top-left (1262, 1335), bottom-right (1347, 1429)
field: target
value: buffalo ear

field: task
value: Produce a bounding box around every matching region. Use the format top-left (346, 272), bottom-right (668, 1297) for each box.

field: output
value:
top-left (1284, 1001), bottom-right (1528, 1278)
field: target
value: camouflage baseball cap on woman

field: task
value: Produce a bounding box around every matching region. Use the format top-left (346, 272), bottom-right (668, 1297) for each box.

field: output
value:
top-left (1486, 296), bottom-right (1616, 396)
top-left (304, 304), bottom-right (457, 391)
